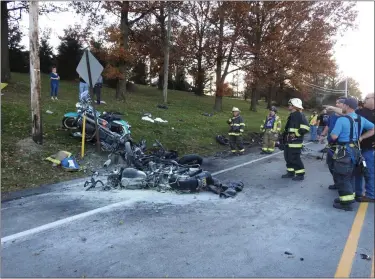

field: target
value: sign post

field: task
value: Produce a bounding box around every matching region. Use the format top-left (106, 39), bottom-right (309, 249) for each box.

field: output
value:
top-left (76, 49), bottom-right (104, 152)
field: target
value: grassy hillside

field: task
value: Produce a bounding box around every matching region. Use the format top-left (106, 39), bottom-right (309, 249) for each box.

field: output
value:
top-left (1, 72), bottom-right (298, 192)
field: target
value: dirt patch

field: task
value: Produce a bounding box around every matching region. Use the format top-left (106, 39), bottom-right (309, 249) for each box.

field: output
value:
top-left (16, 138), bottom-right (43, 155)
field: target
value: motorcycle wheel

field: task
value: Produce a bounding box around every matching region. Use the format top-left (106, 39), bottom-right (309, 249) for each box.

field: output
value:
top-left (178, 154), bottom-right (203, 165)
top-left (62, 117), bottom-right (77, 130)
top-left (125, 141), bottom-right (134, 167)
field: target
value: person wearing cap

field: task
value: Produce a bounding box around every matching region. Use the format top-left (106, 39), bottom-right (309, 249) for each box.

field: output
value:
top-left (281, 98), bottom-right (310, 181)
top-left (309, 111), bottom-right (319, 142)
top-left (329, 97), bottom-right (374, 211)
top-left (319, 96), bottom-right (346, 189)
top-left (260, 106), bottom-right (281, 154)
top-left (353, 93), bottom-right (374, 203)
top-left (227, 107), bottom-right (245, 155)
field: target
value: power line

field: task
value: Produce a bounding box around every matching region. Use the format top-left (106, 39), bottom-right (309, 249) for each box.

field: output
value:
top-left (303, 81), bottom-right (346, 93)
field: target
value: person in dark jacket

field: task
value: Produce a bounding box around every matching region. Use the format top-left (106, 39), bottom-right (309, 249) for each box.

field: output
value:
top-left (227, 107), bottom-right (245, 155)
top-left (281, 98), bottom-right (310, 181)
top-left (354, 93), bottom-right (374, 203)
top-left (93, 75), bottom-right (103, 105)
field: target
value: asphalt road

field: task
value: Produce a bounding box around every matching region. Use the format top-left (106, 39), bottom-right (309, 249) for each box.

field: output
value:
top-left (1, 143), bottom-right (374, 278)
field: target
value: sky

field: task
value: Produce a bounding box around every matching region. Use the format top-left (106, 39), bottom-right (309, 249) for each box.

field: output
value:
top-left (19, 1), bottom-right (374, 97)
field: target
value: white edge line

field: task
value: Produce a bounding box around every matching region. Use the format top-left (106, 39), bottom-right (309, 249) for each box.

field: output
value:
top-left (1, 142), bottom-right (313, 245)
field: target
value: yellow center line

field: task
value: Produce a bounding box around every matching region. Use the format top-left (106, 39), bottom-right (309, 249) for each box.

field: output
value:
top-left (334, 202), bottom-right (369, 278)
top-left (371, 252), bottom-right (374, 278)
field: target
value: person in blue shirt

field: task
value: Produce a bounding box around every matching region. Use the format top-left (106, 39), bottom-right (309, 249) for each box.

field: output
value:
top-left (318, 97), bottom-right (347, 189)
top-left (329, 97), bottom-right (374, 211)
top-left (50, 67), bottom-right (60, 100)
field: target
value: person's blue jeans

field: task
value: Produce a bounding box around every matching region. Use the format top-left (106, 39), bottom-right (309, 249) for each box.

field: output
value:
top-left (310, 125), bottom-right (317, 141)
top-left (317, 126), bottom-right (324, 136)
top-left (50, 83), bottom-right (58, 97)
top-left (79, 82), bottom-right (88, 95)
top-left (354, 149), bottom-right (374, 199)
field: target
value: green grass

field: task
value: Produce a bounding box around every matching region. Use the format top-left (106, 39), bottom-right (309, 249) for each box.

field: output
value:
top-left (1, 72), bottom-right (299, 193)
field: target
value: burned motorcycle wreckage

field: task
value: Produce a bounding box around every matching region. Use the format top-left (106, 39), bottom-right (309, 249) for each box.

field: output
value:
top-left (87, 139), bottom-right (244, 197)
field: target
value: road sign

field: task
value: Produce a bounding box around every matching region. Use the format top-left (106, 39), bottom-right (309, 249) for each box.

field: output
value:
top-left (76, 50), bottom-right (103, 87)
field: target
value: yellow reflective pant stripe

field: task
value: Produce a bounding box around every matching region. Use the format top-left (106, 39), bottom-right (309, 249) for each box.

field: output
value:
top-left (228, 132), bottom-right (241, 136)
top-left (339, 194), bottom-right (355, 201)
top-left (45, 157), bottom-right (61, 165)
top-left (288, 128), bottom-right (297, 133)
top-left (295, 169), bottom-right (305, 174)
top-left (239, 149), bottom-right (245, 152)
top-left (288, 143), bottom-right (303, 148)
top-left (287, 168), bottom-right (294, 171)
top-left (231, 150), bottom-right (237, 153)
top-left (240, 129), bottom-right (244, 133)
top-left (300, 124), bottom-right (310, 131)
top-left (232, 124), bottom-right (241, 126)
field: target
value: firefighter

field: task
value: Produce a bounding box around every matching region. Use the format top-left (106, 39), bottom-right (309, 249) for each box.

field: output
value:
top-left (309, 111), bottom-right (319, 142)
top-left (260, 106), bottom-right (281, 154)
top-left (281, 98), bottom-right (310, 181)
top-left (329, 97), bottom-right (374, 211)
top-left (227, 107), bottom-right (245, 155)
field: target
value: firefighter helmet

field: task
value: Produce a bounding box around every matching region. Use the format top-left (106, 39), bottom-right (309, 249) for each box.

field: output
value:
top-left (288, 98), bottom-right (303, 109)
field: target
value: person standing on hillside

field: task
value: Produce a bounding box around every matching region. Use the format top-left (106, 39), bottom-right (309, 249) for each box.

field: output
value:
top-left (79, 76), bottom-right (88, 98)
top-left (93, 75), bottom-right (103, 105)
top-left (50, 66), bottom-right (60, 101)
top-left (353, 93), bottom-right (374, 202)
top-left (227, 107), bottom-right (245, 155)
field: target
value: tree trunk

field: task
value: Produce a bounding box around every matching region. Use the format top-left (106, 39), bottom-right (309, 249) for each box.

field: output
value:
top-left (214, 3), bottom-right (224, 112)
top-left (267, 84), bottom-right (272, 109)
top-left (162, 3), bottom-right (171, 104)
top-left (195, 55), bottom-right (205, 96)
top-left (116, 1), bottom-right (130, 101)
top-left (250, 82), bottom-right (257, 112)
top-left (29, 1), bottom-right (43, 144)
top-left (1, 1), bottom-right (11, 82)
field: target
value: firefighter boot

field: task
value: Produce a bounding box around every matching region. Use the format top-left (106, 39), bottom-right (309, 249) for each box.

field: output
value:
top-left (281, 172), bottom-right (295, 178)
top-left (334, 198), bottom-right (355, 204)
top-left (333, 202), bottom-right (354, 211)
top-left (292, 175), bottom-right (304, 181)
top-left (328, 184), bottom-right (339, 190)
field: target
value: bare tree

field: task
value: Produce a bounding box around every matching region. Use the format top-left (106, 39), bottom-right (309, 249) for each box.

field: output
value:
top-left (29, 1), bottom-right (43, 144)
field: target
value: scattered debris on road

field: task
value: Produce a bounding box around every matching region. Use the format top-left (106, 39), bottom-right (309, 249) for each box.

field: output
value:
top-left (360, 254), bottom-right (371, 260)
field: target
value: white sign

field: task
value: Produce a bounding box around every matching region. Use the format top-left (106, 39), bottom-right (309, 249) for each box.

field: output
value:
top-left (76, 50), bottom-right (104, 87)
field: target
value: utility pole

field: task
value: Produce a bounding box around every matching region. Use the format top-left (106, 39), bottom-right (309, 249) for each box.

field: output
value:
top-left (162, 3), bottom-right (172, 104)
top-left (344, 78), bottom-right (348, 97)
top-left (29, 1), bottom-right (43, 144)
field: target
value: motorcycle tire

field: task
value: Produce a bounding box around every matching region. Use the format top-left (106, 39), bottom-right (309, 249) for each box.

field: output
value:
top-left (125, 141), bottom-right (134, 167)
top-left (62, 117), bottom-right (77, 130)
top-left (178, 154), bottom-right (203, 166)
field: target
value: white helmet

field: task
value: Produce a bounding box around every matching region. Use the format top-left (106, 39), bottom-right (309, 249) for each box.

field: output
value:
top-left (288, 98), bottom-right (303, 109)
top-left (232, 107), bottom-right (240, 112)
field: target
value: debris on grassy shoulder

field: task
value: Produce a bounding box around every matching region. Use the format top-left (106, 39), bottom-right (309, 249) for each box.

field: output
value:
top-left (141, 113), bottom-right (168, 123)
top-left (45, 150), bottom-right (80, 171)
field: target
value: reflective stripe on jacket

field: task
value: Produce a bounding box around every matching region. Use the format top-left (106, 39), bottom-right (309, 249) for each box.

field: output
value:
top-left (260, 115), bottom-right (281, 133)
top-left (228, 115), bottom-right (245, 136)
top-left (284, 111), bottom-right (310, 147)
